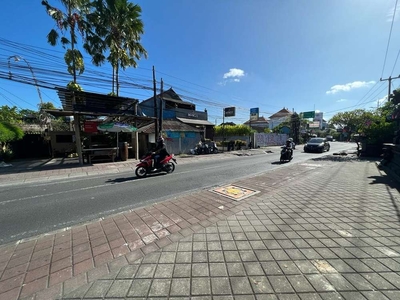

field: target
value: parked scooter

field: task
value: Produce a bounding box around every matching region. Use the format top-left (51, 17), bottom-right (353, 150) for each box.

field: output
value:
top-left (135, 152), bottom-right (177, 178)
top-left (209, 141), bottom-right (219, 154)
top-left (192, 141), bottom-right (218, 154)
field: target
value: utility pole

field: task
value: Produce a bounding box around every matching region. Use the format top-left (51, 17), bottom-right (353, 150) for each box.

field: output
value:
top-left (153, 66), bottom-right (158, 141)
top-left (222, 109), bottom-right (225, 152)
top-left (249, 118), bottom-right (252, 149)
top-left (380, 75), bottom-right (400, 101)
top-left (159, 78), bottom-right (163, 135)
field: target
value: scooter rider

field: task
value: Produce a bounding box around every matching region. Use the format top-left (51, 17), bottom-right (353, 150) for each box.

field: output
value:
top-left (288, 138), bottom-right (295, 149)
top-left (152, 136), bottom-right (168, 169)
top-left (285, 139), bottom-right (293, 159)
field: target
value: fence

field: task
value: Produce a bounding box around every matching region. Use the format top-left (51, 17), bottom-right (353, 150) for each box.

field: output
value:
top-left (165, 133), bottom-right (201, 154)
top-left (213, 133), bottom-right (288, 148)
top-left (255, 133), bottom-right (288, 147)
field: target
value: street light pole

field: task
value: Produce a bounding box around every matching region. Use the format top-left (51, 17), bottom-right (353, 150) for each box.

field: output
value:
top-left (8, 55), bottom-right (53, 132)
top-left (8, 55), bottom-right (43, 106)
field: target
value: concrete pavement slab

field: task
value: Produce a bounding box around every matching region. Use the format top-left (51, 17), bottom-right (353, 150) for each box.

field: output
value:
top-left (2, 149), bottom-right (398, 299)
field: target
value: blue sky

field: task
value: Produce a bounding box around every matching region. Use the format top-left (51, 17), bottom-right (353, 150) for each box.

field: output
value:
top-left (0, 0), bottom-right (400, 124)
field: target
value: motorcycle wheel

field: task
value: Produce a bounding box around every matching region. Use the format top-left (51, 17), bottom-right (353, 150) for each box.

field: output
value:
top-left (135, 166), bottom-right (148, 178)
top-left (164, 162), bottom-right (175, 174)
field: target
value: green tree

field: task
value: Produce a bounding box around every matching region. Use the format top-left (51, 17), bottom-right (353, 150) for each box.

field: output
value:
top-left (330, 107), bottom-right (395, 144)
top-left (290, 112), bottom-right (300, 144)
top-left (0, 122), bottom-right (24, 159)
top-left (42, 0), bottom-right (91, 89)
top-left (85, 0), bottom-right (148, 95)
top-left (0, 106), bottom-right (21, 123)
top-left (263, 127), bottom-right (271, 133)
top-left (214, 124), bottom-right (252, 136)
top-left (329, 109), bottom-right (372, 133)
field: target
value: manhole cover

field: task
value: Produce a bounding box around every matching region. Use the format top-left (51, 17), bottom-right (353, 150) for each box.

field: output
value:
top-left (210, 184), bottom-right (260, 201)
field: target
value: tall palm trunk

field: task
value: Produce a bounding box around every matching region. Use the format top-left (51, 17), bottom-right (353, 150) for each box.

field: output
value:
top-left (112, 67), bottom-right (115, 94)
top-left (68, 5), bottom-right (77, 84)
top-left (116, 63), bottom-right (120, 96)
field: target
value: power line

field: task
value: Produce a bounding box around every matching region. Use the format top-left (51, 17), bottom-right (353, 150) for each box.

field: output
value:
top-left (381, 0), bottom-right (398, 78)
top-left (390, 49), bottom-right (400, 76)
top-left (0, 87), bottom-right (37, 109)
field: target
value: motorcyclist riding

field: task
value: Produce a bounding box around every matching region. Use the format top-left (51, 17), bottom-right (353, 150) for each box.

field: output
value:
top-left (152, 136), bottom-right (169, 169)
top-left (288, 138), bottom-right (295, 149)
top-left (285, 139), bottom-right (293, 159)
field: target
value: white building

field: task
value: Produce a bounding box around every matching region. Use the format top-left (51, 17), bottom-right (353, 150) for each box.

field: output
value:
top-left (313, 112), bottom-right (328, 129)
top-left (269, 108), bottom-right (292, 129)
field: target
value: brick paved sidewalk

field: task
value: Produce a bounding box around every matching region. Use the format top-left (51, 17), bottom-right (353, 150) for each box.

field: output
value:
top-left (3, 154), bottom-right (399, 299)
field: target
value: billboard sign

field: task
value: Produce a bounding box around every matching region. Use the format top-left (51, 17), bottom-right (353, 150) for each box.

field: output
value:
top-left (302, 111), bottom-right (315, 118)
top-left (250, 107), bottom-right (259, 121)
top-left (83, 121), bottom-right (99, 133)
top-left (309, 121), bottom-right (320, 128)
top-left (224, 107), bottom-right (236, 117)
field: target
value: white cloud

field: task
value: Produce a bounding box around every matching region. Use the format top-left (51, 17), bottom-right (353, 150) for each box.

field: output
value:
top-left (336, 98), bottom-right (347, 102)
top-left (326, 81), bottom-right (375, 95)
top-left (223, 68), bottom-right (245, 79)
top-left (219, 68), bottom-right (246, 85)
top-left (376, 95), bottom-right (388, 106)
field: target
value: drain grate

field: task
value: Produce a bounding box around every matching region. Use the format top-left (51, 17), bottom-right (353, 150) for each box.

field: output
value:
top-left (210, 184), bottom-right (260, 201)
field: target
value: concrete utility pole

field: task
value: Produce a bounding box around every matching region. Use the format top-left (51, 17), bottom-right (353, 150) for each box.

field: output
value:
top-left (159, 78), bottom-right (163, 135)
top-left (380, 75), bottom-right (400, 101)
top-left (152, 66), bottom-right (158, 141)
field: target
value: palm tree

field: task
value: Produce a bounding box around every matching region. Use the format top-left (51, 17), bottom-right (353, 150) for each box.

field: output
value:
top-left (42, 0), bottom-right (91, 88)
top-left (85, 0), bottom-right (148, 96)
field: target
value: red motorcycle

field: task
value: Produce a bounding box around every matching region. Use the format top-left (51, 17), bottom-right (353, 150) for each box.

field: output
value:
top-left (135, 152), bottom-right (177, 178)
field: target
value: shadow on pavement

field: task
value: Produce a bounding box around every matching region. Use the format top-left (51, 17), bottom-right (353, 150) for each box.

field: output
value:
top-left (368, 172), bottom-right (400, 223)
top-left (105, 172), bottom-right (166, 183)
top-left (0, 157), bottom-right (137, 175)
top-left (105, 176), bottom-right (137, 183)
top-left (312, 154), bottom-right (377, 163)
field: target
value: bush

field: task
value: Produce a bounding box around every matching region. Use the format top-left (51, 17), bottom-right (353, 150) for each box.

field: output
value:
top-left (235, 140), bottom-right (246, 149)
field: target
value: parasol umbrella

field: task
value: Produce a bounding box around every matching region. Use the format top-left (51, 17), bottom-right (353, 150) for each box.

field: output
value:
top-left (97, 122), bottom-right (137, 155)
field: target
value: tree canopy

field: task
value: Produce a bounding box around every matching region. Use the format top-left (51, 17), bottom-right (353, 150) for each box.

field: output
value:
top-left (329, 104), bottom-right (396, 144)
top-left (214, 124), bottom-right (253, 136)
top-left (0, 106), bottom-right (21, 123)
top-left (42, 0), bottom-right (92, 88)
top-left (85, 0), bottom-right (148, 95)
top-left (0, 122), bottom-right (24, 145)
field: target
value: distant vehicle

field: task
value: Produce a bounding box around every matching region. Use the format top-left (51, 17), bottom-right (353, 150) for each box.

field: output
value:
top-left (304, 138), bottom-right (330, 153)
top-left (326, 135), bottom-right (333, 141)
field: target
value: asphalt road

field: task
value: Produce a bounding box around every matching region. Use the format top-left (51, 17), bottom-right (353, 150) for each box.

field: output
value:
top-left (0, 142), bottom-right (355, 244)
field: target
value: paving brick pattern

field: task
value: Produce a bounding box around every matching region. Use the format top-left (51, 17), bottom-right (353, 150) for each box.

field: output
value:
top-left (2, 153), bottom-right (400, 299)
top-left (53, 157), bottom-right (400, 299)
top-left (0, 151), bottom-right (277, 300)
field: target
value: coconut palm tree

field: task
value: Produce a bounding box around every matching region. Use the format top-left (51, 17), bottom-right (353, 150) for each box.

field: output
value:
top-left (42, 0), bottom-right (91, 88)
top-left (85, 0), bottom-right (148, 96)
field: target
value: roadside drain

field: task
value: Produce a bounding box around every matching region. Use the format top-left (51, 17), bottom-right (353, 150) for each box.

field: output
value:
top-left (210, 184), bottom-right (260, 201)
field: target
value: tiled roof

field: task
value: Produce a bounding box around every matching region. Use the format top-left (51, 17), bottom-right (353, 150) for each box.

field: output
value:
top-left (269, 108), bottom-right (292, 119)
top-left (138, 119), bottom-right (203, 134)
